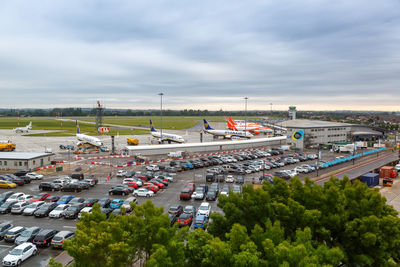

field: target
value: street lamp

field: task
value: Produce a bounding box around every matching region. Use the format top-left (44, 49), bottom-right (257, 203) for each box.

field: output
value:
top-left (244, 97), bottom-right (248, 134)
top-left (158, 93), bottom-right (164, 141)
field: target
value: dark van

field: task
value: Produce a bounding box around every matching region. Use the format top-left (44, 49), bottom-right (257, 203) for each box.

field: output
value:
top-left (205, 173), bottom-right (215, 182)
top-left (71, 173), bottom-right (84, 180)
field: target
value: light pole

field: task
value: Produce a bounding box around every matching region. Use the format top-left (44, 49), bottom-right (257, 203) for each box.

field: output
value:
top-left (244, 97), bottom-right (248, 134)
top-left (158, 93), bottom-right (164, 141)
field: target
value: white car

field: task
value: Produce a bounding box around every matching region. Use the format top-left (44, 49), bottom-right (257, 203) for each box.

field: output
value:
top-left (49, 204), bottom-right (70, 218)
top-left (146, 165), bottom-right (159, 171)
top-left (123, 178), bottom-right (142, 186)
top-left (2, 242), bottom-right (37, 266)
top-left (23, 202), bottom-right (45, 216)
top-left (395, 164), bottom-right (400, 172)
top-left (225, 175), bottom-right (234, 183)
top-left (116, 170), bottom-right (128, 177)
top-left (11, 202), bottom-right (29, 214)
top-left (6, 193), bottom-right (25, 203)
top-left (294, 166), bottom-right (307, 173)
top-left (18, 195), bottom-right (33, 203)
top-left (25, 172), bottom-right (43, 180)
top-left (133, 188), bottom-right (154, 197)
top-left (197, 202), bottom-right (211, 217)
top-left (191, 189), bottom-right (205, 200)
top-left (121, 197), bottom-right (137, 212)
top-left (78, 207), bottom-right (93, 219)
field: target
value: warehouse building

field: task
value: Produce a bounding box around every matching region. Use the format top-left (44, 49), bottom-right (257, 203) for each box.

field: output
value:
top-left (280, 120), bottom-right (385, 150)
top-left (0, 152), bottom-right (55, 171)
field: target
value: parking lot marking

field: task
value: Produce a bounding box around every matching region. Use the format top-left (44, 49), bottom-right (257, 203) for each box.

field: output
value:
top-left (63, 226), bottom-right (76, 229)
top-left (0, 245), bottom-right (13, 248)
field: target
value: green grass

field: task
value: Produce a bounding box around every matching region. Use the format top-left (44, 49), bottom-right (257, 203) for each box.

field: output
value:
top-left (0, 116), bottom-right (262, 136)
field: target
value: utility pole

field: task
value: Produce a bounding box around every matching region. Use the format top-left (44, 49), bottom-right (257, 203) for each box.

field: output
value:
top-left (244, 97), bottom-right (248, 134)
top-left (158, 93), bottom-right (164, 141)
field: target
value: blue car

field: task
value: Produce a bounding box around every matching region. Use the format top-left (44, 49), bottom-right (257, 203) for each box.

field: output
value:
top-left (110, 199), bottom-right (124, 209)
top-left (193, 215), bottom-right (208, 230)
top-left (57, 195), bottom-right (75, 205)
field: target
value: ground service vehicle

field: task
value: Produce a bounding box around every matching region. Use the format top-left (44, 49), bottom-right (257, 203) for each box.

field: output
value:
top-left (127, 138), bottom-right (139, 145)
top-left (0, 142), bottom-right (16, 152)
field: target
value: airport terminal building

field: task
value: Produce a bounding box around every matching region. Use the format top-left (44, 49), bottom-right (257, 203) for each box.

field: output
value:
top-left (0, 152), bottom-right (55, 171)
top-left (280, 120), bottom-right (385, 150)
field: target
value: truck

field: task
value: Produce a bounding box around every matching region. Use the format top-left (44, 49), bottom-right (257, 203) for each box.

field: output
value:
top-left (0, 142), bottom-right (16, 151)
top-left (127, 138), bottom-right (139, 146)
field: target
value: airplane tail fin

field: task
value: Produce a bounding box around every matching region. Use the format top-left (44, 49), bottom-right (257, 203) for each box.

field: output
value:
top-left (226, 118), bottom-right (238, 131)
top-left (76, 120), bottom-right (80, 134)
top-left (227, 117), bottom-right (237, 125)
top-left (203, 119), bottom-right (213, 130)
top-left (149, 120), bottom-right (157, 132)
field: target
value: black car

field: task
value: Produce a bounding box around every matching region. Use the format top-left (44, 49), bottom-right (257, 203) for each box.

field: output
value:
top-left (71, 173), bottom-right (84, 180)
top-left (63, 204), bottom-right (85, 219)
top-left (0, 201), bottom-right (18, 214)
top-left (83, 198), bottom-right (98, 207)
top-left (273, 171), bottom-right (291, 180)
top-left (45, 196), bottom-right (60, 203)
top-left (168, 205), bottom-right (183, 216)
top-left (7, 177), bottom-right (25, 186)
top-left (111, 184), bottom-right (134, 193)
top-left (109, 187), bottom-right (130, 196)
top-left (34, 202), bottom-right (58, 217)
top-left (206, 190), bottom-right (217, 201)
top-left (39, 182), bottom-right (62, 191)
top-left (100, 208), bottom-right (113, 217)
top-left (14, 227), bottom-right (41, 245)
top-left (18, 176), bottom-right (31, 184)
top-left (98, 198), bottom-right (111, 208)
top-left (14, 170), bottom-right (29, 177)
top-left (33, 229), bottom-right (59, 247)
top-left (61, 183), bottom-right (83, 193)
top-left (168, 213), bottom-right (178, 226)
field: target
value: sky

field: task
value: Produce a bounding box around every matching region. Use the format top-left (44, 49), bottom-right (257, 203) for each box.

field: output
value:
top-left (0, 0), bottom-right (400, 111)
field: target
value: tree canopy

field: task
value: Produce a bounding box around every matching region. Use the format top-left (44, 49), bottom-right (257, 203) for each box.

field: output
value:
top-left (57, 177), bottom-right (400, 267)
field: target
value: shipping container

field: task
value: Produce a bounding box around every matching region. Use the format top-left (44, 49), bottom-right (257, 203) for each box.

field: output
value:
top-left (360, 173), bottom-right (380, 187)
top-left (380, 166), bottom-right (395, 178)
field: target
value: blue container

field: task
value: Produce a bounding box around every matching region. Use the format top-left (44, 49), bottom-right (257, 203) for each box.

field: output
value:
top-left (361, 173), bottom-right (379, 187)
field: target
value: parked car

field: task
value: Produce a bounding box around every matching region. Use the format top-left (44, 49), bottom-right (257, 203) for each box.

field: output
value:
top-left (30, 193), bottom-right (50, 202)
top-left (82, 198), bottom-right (98, 207)
top-left (168, 213), bottom-right (178, 227)
top-left (57, 195), bottom-right (75, 205)
top-left (51, 231), bottom-right (75, 249)
top-left (191, 188), bottom-right (205, 200)
top-left (14, 227), bottom-right (41, 245)
top-left (97, 198), bottom-right (111, 208)
top-left (110, 199), bottom-right (124, 209)
top-left (10, 202), bottom-right (29, 214)
top-left (33, 229), bottom-right (59, 247)
top-left (193, 215), bottom-right (208, 230)
top-left (0, 221), bottom-right (13, 240)
top-left (111, 184), bottom-right (134, 193)
top-left (4, 226), bottom-right (26, 243)
top-left (78, 207), bottom-right (92, 219)
top-left (2, 242), bottom-right (37, 266)
top-left (133, 188), bottom-right (154, 197)
top-left (61, 183), bottom-right (82, 193)
top-left (168, 205), bottom-right (183, 216)
top-left (205, 190), bottom-right (217, 201)
top-left (5, 193), bottom-right (24, 203)
top-left (0, 201), bottom-right (18, 214)
top-left (109, 187), bottom-right (130, 196)
top-left (177, 213), bottom-right (193, 227)
top-left (235, 176), bottom-right (244, 184)
top-left (49, 204), bottom-right (70, 218)
top-left (39, 182), bottom-right (62, 191)
top-left (225, 175), bottom-right (234, 183)
top-left (197, 202), bottom-right (211, 217)
top-left (121, 197), bottom-right (137, 213)
top-left (63, 204), bottom-right (85, 219)
top-left (45, 196), bottom-right (60, 203)
top-left (0, 180), bottom-right (17, 189)
top-left (25, 172), bottom-right (44, 180)
top-left (183, 205), bottom-right (196, 217)
top-left (34, 202), bottom-right (58, 217)
top-left (179, 188), bottom-right (193, 200)
top-left (23, 201), bottom-right (45, 216)
top-left (116, 170), bottom-right (128, 177)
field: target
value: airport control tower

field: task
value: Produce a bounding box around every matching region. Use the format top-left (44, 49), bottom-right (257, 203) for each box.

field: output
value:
top-left (288, 106), bottom-right (297, 120)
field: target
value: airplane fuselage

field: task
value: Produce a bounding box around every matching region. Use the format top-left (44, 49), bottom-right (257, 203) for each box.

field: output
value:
top-left (76, 133), bottom-right (103, 147)
top-left (151, 131), bottom-right (185, 143)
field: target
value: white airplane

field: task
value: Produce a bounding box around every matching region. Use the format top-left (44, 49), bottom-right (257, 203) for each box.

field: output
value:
top-left (203, 119), bottom-right (253, 139)
top-left (76, 121), bottom-right (103, 147)
top-left (150, 120), bottom-right (185, 144)
top-left (13, 122), bottom-right (32, 133)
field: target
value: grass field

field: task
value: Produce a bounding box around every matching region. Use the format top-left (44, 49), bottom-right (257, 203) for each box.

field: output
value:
top-left (0, 116), bottom-right (261, 136)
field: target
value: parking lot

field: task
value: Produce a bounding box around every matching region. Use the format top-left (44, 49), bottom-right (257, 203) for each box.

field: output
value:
top-left (0, 146), bottom-right (384, 266)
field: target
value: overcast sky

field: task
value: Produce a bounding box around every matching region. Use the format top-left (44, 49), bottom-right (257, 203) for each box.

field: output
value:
top-left (1, 1), bottom-right (399, 111)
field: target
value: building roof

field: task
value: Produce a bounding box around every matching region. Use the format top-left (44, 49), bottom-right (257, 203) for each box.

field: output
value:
top-left (280, 119), bottom-right (351, 129)
top-left (0, 152), bottom-right (54, 160)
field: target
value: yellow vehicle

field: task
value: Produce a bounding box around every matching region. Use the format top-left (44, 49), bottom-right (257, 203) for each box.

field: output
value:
top-left (0, 143), bottom-right (15, 151)
top-left (0, 180), bottom-right (17, 189)
top-left (127, 138), bottom-right (139, 146)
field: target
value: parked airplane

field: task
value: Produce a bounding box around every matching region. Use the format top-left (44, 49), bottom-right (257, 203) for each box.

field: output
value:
top-left (226, 117), bottom-right (273, 135)
top-left (13, 122), bottom-right (32, 133)
top-left (76, 121), bottom-right (103, 147)
top-left (150, 120), bottom-right (185, 144)
top-left (203, 119), bottom-right (253, 139)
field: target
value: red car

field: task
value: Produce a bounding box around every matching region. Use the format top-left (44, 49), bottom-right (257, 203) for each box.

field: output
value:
top-left (179, 188), bottom-right (194, 200)
top-left (185, 183), bottom-right (195, 191)
top-left (149, 180), bottom-right (165, 189)
top-left (177, 213), bottom-right (193, 227)
top-left (144, 184), bottom-right (159, 193)
top-left (124, 182), bottom-right (139, 189)
top-left (136, 175), bottom-right (149, 182)
top-left (30, 193), bottom-right (50, 202)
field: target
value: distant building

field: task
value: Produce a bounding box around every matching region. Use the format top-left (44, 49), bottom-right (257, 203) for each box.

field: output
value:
top-left (280, 119), bottom-right (385, 150)
top-left (0, 152), bottom-right (54, 171)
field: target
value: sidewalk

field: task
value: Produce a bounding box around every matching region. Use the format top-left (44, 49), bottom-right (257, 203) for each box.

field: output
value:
top-left (49, 251), bottom-right (74, 266)
top-left (381, 178), bottom-right (400, 214)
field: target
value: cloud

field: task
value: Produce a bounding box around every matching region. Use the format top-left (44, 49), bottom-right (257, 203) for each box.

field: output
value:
top-left (0, 0), bottom-right (399, 111)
